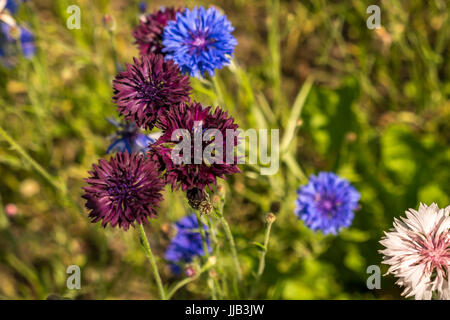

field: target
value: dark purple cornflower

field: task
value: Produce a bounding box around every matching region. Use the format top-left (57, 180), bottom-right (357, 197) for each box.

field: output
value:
top-left (165, 213), bottom-right (211, 275)
top-left (148, 101), bottom-right (240, 195)
top-left (294, 172), bottom-right (361, 235)
top-left (133, 7), bottom-right (179, 56)
top-left (82, 152), bottom-right (165, 231)
top-left (112, 53), bottom-right (191, 130)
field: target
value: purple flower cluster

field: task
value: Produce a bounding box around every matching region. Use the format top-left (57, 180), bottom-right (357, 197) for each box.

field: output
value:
top-left (83, 6), bottom-right (241, 231)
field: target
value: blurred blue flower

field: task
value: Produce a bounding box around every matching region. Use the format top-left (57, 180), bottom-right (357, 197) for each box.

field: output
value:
top-left (138, 1), bottom-right (147, 13)
top-left (18, 25), bottom-right (34, 58)
top-left (165, 213), bottom-right (211, 275)
top-left (294, 172), bottom-right (360, 235)
top-left (0, 1), bottom-right (35, 62)
top-left (4, 0), bottom-right (30, 14)
top-left (5, 0), bottom-right (19, 14)
top-left (106, 119), bottom-right (158, 154)
top-left (162, 6), bottom-right (237, 78)
top-left (0, 23), bottom-right (35, 59)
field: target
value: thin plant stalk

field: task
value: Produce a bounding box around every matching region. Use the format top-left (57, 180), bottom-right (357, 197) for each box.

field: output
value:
top-left (195, 210), bottom-right (221, 299)
top-left (107, 27), bottom-right (120, 73)
top-left (0, 125), bottom-right (83, 213)
top-left (137, 224), bottom-right (166, 300)
top-left (195, 210), bottom-right (210, 259)
top-left (0, 193), bottom-right (9, 229)
top-left (0, 125), bottom-right (66, 195)
top-left (206, 216), bottom-right (224, 299)
top-left (166, 256), bottom-right (217, 299)
top-left (166, 273), bottom-right (200, 300)
top-left (266, 0), bottom-right (282, 111)
top-left (257, 220), bottom-right (274, 276)
top-left (212, 75), bottom-right (225, 106)
top-left (0, 126), bottom-right (111, 265)
top-left (250, 214), bottom-right (276, 298)
top-left (220, 216), bottom-right (243, 281)
top-left (215, 183), bottom-right (243, 296)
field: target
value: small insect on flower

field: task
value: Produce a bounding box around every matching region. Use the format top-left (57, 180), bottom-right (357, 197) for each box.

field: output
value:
top-left (133, 7), bottom-right (179, 56)
top-left (186, 188), bottom-right (212, 215)
top-left (82, 152), bottom-right (165, 231)
top-left (162, 6), bottom-right (238, 78)
top-left (105, 118), bottom-right (159, 154)
top-left (148, 101), bottom-right (240, 197)
top-left (379, 203), bottom-right (450, 300)
top-left (165, 213), bottom-right (211, 275)
top-left (113, 53), bottom-right (191, 130)
top-left (294, 172), bottom-right (360, 235)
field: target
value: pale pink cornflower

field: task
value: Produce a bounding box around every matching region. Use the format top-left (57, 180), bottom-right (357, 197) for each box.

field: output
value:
top-left (379, 203), bottom-right (450, 300)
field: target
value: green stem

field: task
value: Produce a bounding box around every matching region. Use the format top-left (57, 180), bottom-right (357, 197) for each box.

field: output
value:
top-left (137, 224), bottom-right (166, 300)
top-left (0, 125), bottom-right (86, 214)
top-left (195, 210), bottom-right (210, 259)
top-left (166, 259), bottom-right (216, 300)
top-left (0, 193), bottom-right (9, 229)
top-left (0, 125), bottom-right (111, 266)
top-left (212, 75), bottom-right (224, 105)
top-left (195, 210), bottom-right (221, 299)
top-left (257, 221), bottom-right (274, 277)
top-left (108, 30), bottom-right (119, 73)
top-left (206, 216), bottom-right (225, 299)
top-left (207, 217), bottom-right (223, 299)
top-left (206, 216), bottom-right (219, 249)
top-left (266, 0), bottom-right (281, 111)
top-left (251, 216), bottom-right (275, 298)
top-left (220, 217), bottom-right (243, 281)
top-left (257, 223), bottom-right (273, 276)
top-left (0, 125), bottom-right (66, 195)
top-left (166, 276), bottom-right (197, 300)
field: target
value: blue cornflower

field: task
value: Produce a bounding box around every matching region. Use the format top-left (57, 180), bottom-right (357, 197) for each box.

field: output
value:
top-left (162, 6), bottom-right (237, 78)
top-left (5, 1), bottom-right (17, 13)
top-left (4, 0), bottom-right (23, 14)
top-left (0, 23), bottom-right (35, 59)
top-left (0, 1), bottom-right (35, 62)
top-left (17, 25), bottom-right (34, 58)
top-left (138, 1), bottom-right (147, 13)
top-left (165, 213), bottom-right (211, 275)
top-left (294, 172), bottom-right (360, 235)
top-left (106, 119), bottom-right (159, 154)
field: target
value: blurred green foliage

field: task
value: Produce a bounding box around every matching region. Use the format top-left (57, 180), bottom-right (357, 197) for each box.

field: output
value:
top-left (0, 0), bottom-right (448, 299)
